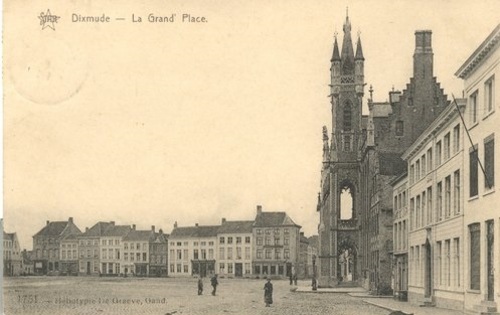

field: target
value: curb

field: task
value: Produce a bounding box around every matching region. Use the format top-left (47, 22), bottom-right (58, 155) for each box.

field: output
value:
top-left (363, 299), bottom-right (414, 315)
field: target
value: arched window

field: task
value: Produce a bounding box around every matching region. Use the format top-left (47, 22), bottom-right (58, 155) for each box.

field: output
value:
top-left (343, 102), bottom-right (352, 131)
top-left (340, 184), bottom-right (354, 220)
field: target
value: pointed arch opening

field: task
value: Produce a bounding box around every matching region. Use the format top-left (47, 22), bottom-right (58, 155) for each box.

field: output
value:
top-left (340, 183), bottom-right (354, 220)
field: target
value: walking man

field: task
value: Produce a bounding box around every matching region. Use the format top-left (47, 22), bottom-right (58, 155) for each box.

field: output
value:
top-left (264, 278), bottom-right (273, 307)
top-left (197, 276), bottom-right (203, 295)
top-left (210, 274), bottom-right (218, 296)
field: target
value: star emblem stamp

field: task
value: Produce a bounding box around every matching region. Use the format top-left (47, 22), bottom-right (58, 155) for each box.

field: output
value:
top-left (38, 9), bottom-right (60, 30)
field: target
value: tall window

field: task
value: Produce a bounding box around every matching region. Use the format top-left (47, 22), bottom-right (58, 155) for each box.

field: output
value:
top-left (343, 102), bottom-right (352, 131)
top-left (421, 191), bottom-right (426, 227)
top-left (340, 185), bottom-right (354, 220)
top-left (454, 238), bottom-right (460, 287)
top-left (427, 187), bottom-right (433, 224)
top-left (445, 176), bottom-right (451, 218)
top-left (444, 133), bottom-right (451, 160)
top-left (410, 198), bottom-right (415, 230)
top-left (421, 155), bottom-right (426, 176)
top-left (427, 148), bottom-right (433, 172)
top-left (453, 125), bottom-right (460, 154)
top-left (485, 76), bottom-right (495, 114)
top-left (416, 160), bottom-right (421, 181)
top-left (416, 195), bottom-right (421, 229)
top-left (470, 91), bottom-right (478, 124)
top-left (470, 146), bottom-right (479, 197)
top-left (437, 182), bottom-right (443, 221)
top-left (484, 136), bottom-right (495, 189)
top-left (396, 120), bottom-right (404, 136)
top-left (436, 141), bottom-right (442, 166)
top-left (437, 241), bottom-right (442, 285)
top-left (469, 223), bottom-right (481, 290)
top-left (445, 240), bottom-right (451, 286)
top-left (454, 170), bottom-right (460, 214)
top-left (410, 164), bottom-right (415, 184)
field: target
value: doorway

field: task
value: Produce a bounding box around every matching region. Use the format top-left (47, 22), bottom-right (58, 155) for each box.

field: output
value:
top-left (235, 263), bottom-right (243, 277)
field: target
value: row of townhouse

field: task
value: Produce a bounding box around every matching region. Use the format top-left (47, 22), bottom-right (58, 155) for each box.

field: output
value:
top-left (168, 206), bottom-right (305, 279)
top-left (3, 230), bottom-right (22, 276)
top-left (32, 218), bottom-right (168, 277)
top-left (391, 23), bottom-right (500, 315)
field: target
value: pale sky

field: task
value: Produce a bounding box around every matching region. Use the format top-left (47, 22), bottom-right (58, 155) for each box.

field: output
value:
top-left (4, 0), bottom-right (500, 250)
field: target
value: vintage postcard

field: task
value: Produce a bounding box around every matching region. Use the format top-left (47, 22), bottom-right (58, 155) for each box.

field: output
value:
top-left (3, 0), bottom-right (500, 314)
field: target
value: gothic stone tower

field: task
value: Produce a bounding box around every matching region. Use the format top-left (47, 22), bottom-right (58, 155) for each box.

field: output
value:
top-left (317, 13), bottom-right (365, 287)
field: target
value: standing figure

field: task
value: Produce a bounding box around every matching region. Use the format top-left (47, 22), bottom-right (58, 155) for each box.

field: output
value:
top-left (289, 273), bottom-right (293, 285)
top-left (197, 276), bottom-right (203, 295)
top-left (264, 278), bottom-right (273, 307)
top-left (210, 274), bottom-right (218, 296)
top-left (293, 273), bottom-right (298, 285)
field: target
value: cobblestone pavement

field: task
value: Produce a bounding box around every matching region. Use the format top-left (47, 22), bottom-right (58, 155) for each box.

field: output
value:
top-left (4, 277), bottom-right (391, 315)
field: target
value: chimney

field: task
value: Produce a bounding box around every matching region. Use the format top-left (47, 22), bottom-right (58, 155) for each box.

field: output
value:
top-left (174, 221), bottom-right (178, 228)
top-left (195, 223), bottom-right (199, 227)
top-left (413, 30), bottom-right (433, 80)
top-left (110, 221), bottom-right (115, 226)
top-left (159, 229), bottom-right (163, 234)
top-left (46, 220), bottom-right (50, 226)
top-left (68, 217), bottom-right (73, 223)
top-left (221, 218), bottom-right (226, 224)
top-left (85, 227), bottom-right (89, 232)
top-left (151, 225), bottom-right (155, 232)
top-left (132, 224), bottom-right (136, 230)
top-left (300, 232), bottom-right (304, 237)
top-left (256, 205), bottom-right (262, 215)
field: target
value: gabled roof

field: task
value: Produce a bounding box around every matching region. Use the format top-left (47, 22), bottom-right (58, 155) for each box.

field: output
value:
top-left (253, 212), bottom-right (301, 228)
top-left (308, 235), bottom-right (319, 248)
top-left (123, 230), bottom-right (154, 242)
top-left (170, 225), bottom-right (220, 238)
top-left (34, 221), bottom-right (69, 237)
top-left (218, 221), bottom-right (254, 234)
top-left (80, 222), bottom-right (114, 237)
top-left (61, 233), bottom-right (81, 241)
top-left (103, 225), bottom-right (132, 237)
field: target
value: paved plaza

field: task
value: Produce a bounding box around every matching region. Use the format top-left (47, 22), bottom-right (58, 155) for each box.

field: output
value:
top-left (3, 277), bottom-right (391, 315)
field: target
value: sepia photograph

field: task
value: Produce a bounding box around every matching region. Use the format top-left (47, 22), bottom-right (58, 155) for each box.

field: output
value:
top-left (2, 0), bottom-right (500, 314)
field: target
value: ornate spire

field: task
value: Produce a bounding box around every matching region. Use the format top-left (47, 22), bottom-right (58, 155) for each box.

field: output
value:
top-left (355, 33), bottom-right (364, 60)
top-left (331, 35), bottom-right (341, 62)
top-left (341, 10), bottom-right (355, 74)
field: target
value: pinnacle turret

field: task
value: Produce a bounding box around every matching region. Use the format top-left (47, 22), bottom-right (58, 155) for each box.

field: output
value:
top-left (355, 36), bottom-right (364, 60)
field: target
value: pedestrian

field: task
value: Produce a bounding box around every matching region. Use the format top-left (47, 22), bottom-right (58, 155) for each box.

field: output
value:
top-left (289, 273), bottom-right (293, 285)
top-left (312, 277), bottom-right (317, 291)
top-left (210, 274), bottom-right (218, 296)
top-left (293, 273), bottom-right (298, 285)
top-left (264, 278), bottom-right (273, 307)
top-left (197, 275), bottom-right (203, 295)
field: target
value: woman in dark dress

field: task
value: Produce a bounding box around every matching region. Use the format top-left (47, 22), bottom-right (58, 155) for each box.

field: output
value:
top-left (264, 278), bottom-right (273, 307)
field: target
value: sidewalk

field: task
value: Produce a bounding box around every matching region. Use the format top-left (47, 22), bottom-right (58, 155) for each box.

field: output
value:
top-left (362, 298), bottom-right (466, 315)
top-left (294, 286), bottom-right (465, 315)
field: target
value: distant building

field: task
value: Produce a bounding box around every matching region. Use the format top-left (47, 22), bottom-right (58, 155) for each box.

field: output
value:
top-left (168, 222), bottom-right (218, 277)
top-left (148, 227), bottom-right (168, 277)
top-left (78, 221), bottom-right (114, 276)
top-left (60, 233), bottom-right (81, 276)
top-left (307, 235), bottom-right (319, 279)
top-left (297, 232), bottom-right (310, 279)
top-left (3, 231), bottom-right (22, 276)
top-left (21, 250), bottom-right (34, 276)
top-left (100, 223), bottom-right (132, 276)
top-left (217, 219), bottom-right (253, 278)
top-left (252, 205), bottom-right (301, 278)
top-left (390, 173), bottom-right (408, 301)
top-left (456, 23), bottom-right (500, 315)
top-left (32, 217), bottom-right (81, 275)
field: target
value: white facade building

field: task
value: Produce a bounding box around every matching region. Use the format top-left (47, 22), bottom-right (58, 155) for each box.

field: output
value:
top-left (456, 23), bottom-right (500, 315)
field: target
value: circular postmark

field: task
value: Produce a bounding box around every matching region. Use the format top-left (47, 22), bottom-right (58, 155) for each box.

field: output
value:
top-left (6, 36), bottom-right (87, 105)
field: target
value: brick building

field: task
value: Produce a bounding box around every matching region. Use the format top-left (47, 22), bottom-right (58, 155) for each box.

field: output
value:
top-left (33, 217), bottom-right (81, 275)
top-left (317, 13), bottom-right (450, 292)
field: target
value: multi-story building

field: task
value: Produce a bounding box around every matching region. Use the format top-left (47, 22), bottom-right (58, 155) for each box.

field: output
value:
top-left (100, 224), bottom-right (131, 276)
top-left (390, 173), bottom-right (408, 301)
top-left (317, 13), bottom-right (450, 292)
top-left (307, 235), bottom-right (319, 279)
top-left (121, 226), bottom-right (155, 276)
top-left (78, 221), bottom-right (113, 276)
top-left (298, 232), bottom-right (310, 279)
top-left (33, 217), bottom-right (81, 275)
top-left (21, 250), bottom-right (34, 276)
top-left (149, 226), bottom-right (168, 277)
top-left (217, 219), bottom-right (253, 278)
top-left (402, 96), bottom-right (466, 310)
top-left (168, 222), bottom-right (218, 277)
top-left (252, 205), bottom-right (301, 279)
top-left (60, 233), bottom-right (81, 276)
top-left (3, 231), bottom-right (22, 276)
top-left (456, 23), bottom-right (500, 315)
